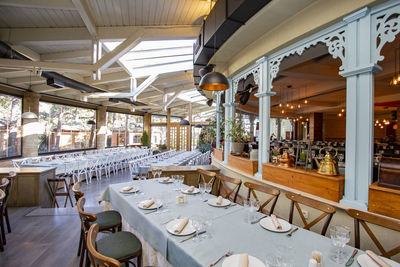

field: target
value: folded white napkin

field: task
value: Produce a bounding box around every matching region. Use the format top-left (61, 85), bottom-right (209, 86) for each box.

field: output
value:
top-left (187, 186), bottom-right (195, 193)
top-left (238, 253), bottom-right (249, 267)
top-left (122, 186), bottom-right (134, 192)
top-left (216, 196), bottom-right (223, 205)
top-left (142, 200), bottom-right (155, 208)
top-left (173, 218), bottom-right (189, 234)
top-left (271, 214), bottom-right (282, 230)
top-left (366, 250), bottom-right (391, 267)
top-left (161, 178), bottom-right (170, 183)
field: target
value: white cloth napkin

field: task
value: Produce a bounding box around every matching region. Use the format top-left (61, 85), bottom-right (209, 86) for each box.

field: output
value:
top-left (122, 186), bottom-right (134, 192)
top-left (271, 214), bottom-right (282, 230)
top-left (142, 200), bottom-right (155, 208)
top-left (173, 218), bottom-right (189, 234)
top-left (186, 186), bottom-right (195, 193)
top-left (216, 196), bottom-right (223, 205)
top-left (238, 253), bottom-right (249, 267)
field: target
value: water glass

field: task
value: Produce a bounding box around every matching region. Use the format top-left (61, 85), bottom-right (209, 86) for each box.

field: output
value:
top-left (151, 168), bottom-right (157, 178)
top-left (243, 199), bottom-right (251, 223)
top-left (157, 168), bottom-right (162, 178)
top-left (205, 182), bottom-right (212, 194)
top-left (330, 225), bottom-right (351, 264)
top-left (191, 216), bottom-right (203, 242)
top-left (249, 199), bottom-right (260, 222)
top-left (199, 183), bottom-right (206, 200)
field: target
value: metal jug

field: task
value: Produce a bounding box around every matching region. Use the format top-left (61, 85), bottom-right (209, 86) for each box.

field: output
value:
top-left (314, 147), bottom-right (339, 176)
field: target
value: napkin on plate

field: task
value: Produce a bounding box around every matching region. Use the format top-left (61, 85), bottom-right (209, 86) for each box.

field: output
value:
top-left (173, 217), bottom-right (189, 234)
top-left (366, 250), bottom-right (391, 267)
top-left (187, 186), bottom-right (195, 193)
top-left (271, 214), bottom-right (282, 230)
top-left (161, 178), bottom-right (170, 183)
top-left (238, 253), bottom-right (249, 267)
top-left (122, 186), bottom-right (134, 192)
top-left (216, 196), bottom-right (223, 205)
top-left (142, 200), bottom-right (155, 208)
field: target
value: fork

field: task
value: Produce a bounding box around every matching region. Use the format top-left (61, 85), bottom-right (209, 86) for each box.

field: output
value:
top-left (210, 250), bottom-right (233, 266)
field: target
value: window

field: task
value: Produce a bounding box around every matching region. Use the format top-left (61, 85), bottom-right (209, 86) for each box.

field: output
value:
top-left (151, 115), bottom-right (167, 123)
top-left (0, 93), bottom-right (21, 158)
top-left (38, 102), bottom-right (96, 153)
top-left (151, 125), bottom-right (167, 149)
top-left (170, 116), bottom-right (181, 123)
top-left (280, 119), bottom-right (293, 140)
top-left (106, 112), bottom-right (144, 147)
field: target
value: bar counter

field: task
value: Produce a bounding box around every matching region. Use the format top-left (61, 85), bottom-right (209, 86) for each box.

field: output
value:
top-left (0, 167), bottom-right (55, 208)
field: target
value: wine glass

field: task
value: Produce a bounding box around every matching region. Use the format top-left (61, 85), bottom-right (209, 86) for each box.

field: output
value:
top-left (205, 182), bottom-right (212, 195)
top-left (151, 168), bottom-right (157, 179)
top-left (250, 199), bottom-right (260, 222)
top-left (243, 199), bottom-right (251, 223)
top-left (191, 216), bottom-right (203, 242)
top-left (157, 168), bottom-right (162, 179)
top-left (330, 225), bottom-right (351, 264)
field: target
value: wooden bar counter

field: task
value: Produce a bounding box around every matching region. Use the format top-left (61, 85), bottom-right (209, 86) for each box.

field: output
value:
top-left (369, 182), bottom-right (400, 219)
top-left (0, 167), bottom-right (55, 208)
top-left (262, 163), bottom-right (344, 202)
top-left (149, 165), bottom-right (220, 186)
top-left (228, 154), bottom-right (258, 175)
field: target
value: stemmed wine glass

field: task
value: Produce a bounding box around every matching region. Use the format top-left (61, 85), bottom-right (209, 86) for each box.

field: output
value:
top-left (151, 168), bottom-right (157, 179)
top-left (205, 182), bottom-right (212, 195)
top-left (157, 168), bottom-right (162, 179)
top-left (330, 225), bottom-right (351, 264)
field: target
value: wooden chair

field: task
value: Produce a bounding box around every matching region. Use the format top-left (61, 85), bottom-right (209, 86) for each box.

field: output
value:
top-left (87, 223), bottom-right (142, 267)
top-left (0, 175), bottom-right (14, 245)
top-left (0, 189), bottom-right (5, 252)
top-left (346, 208), bottom-right (400, 259)
top-left (196, 169), bottom-right (217, 189)
top-left (285, 192), bottom-right (336, 236)
top-left (76, 197), bottom-right (122, 267)
top-left (216, 174), bottom-right (242, 203)
top-left (72, 181), bottom-right (84, 202)
top-left (244, 182), bottom-right (280, 215)
top-left (47, 178), bottom-right (74, 208)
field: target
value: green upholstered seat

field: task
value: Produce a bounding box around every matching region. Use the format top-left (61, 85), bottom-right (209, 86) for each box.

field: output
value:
top-left (90, 210), bottom-right (121, 230)
top-left (97, 231), bottom-right (142, 260)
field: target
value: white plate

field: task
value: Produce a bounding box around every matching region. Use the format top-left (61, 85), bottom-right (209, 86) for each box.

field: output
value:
top-left (159, 178), bottom-right (173, 184)
top-left (357, 253), bottom-right (400, 267)
top-left (166, 219), bottom-right (196, 236)
top-left (181, 187), bottom-right (200, 194)
top-left (259, 217), bottom-right (292, 233)
top-left (222, 254), bottom-right (265, 267)
top-left (207, 198), bottom-right (231, 207)
top-left (137, 199), bottom-right (162, 210)
top-left (120, 186), bottom-right (140, 194)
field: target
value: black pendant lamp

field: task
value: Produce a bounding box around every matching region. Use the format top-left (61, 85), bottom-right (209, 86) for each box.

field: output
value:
top-left (179, 119), bottom-right (190, 126)
top-left (195, 123), bottom-right (202, 128)
top-left (199, 71), bottom-right (229, 91)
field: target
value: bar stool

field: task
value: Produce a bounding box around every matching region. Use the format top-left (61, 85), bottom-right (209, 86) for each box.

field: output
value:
top-left (0, 175), bottom-right (15, 245)
top-left (87, 223), bottom-right (142, 267)
top-left (47, 178), bottom-right (74, 208)
top-left (76, 197), bottom-right (122, 267)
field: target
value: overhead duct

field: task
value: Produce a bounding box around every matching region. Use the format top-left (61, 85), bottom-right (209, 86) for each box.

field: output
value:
top-left (109, 98), bottom-right (147, 106)
top-left (0, 41), bottom-right (31, 61)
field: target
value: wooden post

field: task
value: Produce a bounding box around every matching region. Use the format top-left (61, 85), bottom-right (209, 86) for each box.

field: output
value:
top-left (143, 113), bottom-right (151, 147)
top-left (167, 108), bottom-right (171, 150)
top-left (187, 103), bottom-right (192, 151)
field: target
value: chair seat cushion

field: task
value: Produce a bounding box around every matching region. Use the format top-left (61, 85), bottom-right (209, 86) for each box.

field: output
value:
top-left (97, 231), bottom-right (142, 260)
top-left (91, 210), bottom-right (121, 230)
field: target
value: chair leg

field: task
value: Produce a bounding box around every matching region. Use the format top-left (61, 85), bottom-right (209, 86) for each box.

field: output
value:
top-left (79, 242), bottom-right (86, 267)
top-left (137, 254), bottom-right (142, 267)
top-left (77, 229), bottom-right (83, 256)
top-left (0, 232), bottom-right (3, 252)
top-left (4, 207), bottom-right (11, 233)
top-left (0, 213), bottom-right (5, 245)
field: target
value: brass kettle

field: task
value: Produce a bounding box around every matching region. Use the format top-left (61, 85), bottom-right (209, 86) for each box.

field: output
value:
top-left (277, 146), bottom-right (295, 168)
top-left (315, 147), bottom-right (339, 176)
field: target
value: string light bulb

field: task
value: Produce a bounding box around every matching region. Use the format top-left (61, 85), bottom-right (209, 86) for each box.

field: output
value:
top-left (290, 105), bottom-right (294, 109)
top-left (304, 99), bottom-right (308, 104)
top-left (338, 113), bottom-right (342, 117)
top-left (279, 103), bottom-right (282, 107)
top-left (281, 110), bottom-right (285, 114)
top-left (297, 104), bottom-right (301, 108)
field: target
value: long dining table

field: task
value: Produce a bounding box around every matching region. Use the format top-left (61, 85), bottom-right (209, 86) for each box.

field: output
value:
top-left (101, 179), bottom-right (363, 267)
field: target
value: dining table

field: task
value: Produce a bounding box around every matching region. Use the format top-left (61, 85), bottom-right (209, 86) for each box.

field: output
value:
top-left (101, 179), bottom-right (366, 267)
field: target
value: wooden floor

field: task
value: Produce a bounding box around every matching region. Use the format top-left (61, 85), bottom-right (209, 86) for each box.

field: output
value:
top-left (0, 171), bottom-right (132, 267)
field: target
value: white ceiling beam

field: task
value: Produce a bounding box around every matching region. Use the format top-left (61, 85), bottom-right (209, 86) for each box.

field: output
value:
top-left (41, 49), bottom-right (91, 61)
top-left (164, 83), bottom-right (196, 94)
top-left (7, 76), bottom-right (44, 85)
top-left (0, 26), bottom-right (199, 43)
top-left (85, 71), bottom-right (130, 85)
top-left (131, 74), bottom-right (158, 101)
top-left (0, 58), bottom-right (94, 74)
top-left (11, 45), bottom-right (40, 61)
top-left (72, 0), bottom-right (97, 37)
top-left (0, 0), bottom-right (76, 9)
top-left (94, 30), bottom-right (144, 72)
top-left (164, 92), bottom-right (180, 111)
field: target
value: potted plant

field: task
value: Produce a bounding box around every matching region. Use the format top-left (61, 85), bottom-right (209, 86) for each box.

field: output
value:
top-left (141, 130), bottom-right (149, 147)
top-left (226, 114), bottom-right (247, 154)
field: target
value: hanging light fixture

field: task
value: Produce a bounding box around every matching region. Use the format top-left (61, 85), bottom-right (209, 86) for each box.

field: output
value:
top-left (22, 70), bottom-right (38, 119)
top-left (87, 120), bottom-right (96, 125)
top-left (390, 42), bottom-right (400, 86)
top-left (195, 123), bottom-right (203, 128)
top-left (179, 119), bottom-right (190, 126)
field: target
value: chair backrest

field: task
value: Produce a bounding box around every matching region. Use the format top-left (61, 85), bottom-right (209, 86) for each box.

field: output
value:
top-left (1, 175), bottom-right (15, 207)
top-left (216, 174), bottom-right (242, 203)
top-left (244, 182), bottom-right (280, 215)
top-left (285, 192), bottom-right (336, 236)
top-left (197, 169), bottom-right (217, 188)
top-left (0, 189), bottom-right (5, 202)
top-left (76, 197), bottom-right (97, 232)
top-left (72, 181), bottom-right (84, 202)
top-left (87, 224), bottom-right (120, 267)
top-left (346, 208), bottom-right (400, 258)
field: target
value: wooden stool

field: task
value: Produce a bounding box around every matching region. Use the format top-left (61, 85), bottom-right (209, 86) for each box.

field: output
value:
top-left (47, 178), bottom-right (74, 208)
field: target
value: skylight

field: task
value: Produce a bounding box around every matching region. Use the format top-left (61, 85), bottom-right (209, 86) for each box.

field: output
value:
top-left (178, 90), bottom-right (214, 106)
top-left (103, 39), bottom-right (195, 78)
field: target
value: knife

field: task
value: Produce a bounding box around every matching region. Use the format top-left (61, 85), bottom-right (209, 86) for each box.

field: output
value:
top-left (180, 231), bottom-right (206, 243)
top-left (345, 249), bottom-right (358, 266)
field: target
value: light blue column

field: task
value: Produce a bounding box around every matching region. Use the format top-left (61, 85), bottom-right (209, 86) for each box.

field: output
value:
top-left (223, 79), bottom-right (234, 164)
top-left (255, 57), bottom-right (275, 178)
top-left (339, 8), bottom-right (381, 210)
top-left (216, 91), bottom-right (222, 149)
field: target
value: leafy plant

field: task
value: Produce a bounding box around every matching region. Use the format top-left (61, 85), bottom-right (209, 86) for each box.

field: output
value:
top-left (141, 130), bottom-right (150, 147)
top-left (225, 114), bottom-right (247, 143)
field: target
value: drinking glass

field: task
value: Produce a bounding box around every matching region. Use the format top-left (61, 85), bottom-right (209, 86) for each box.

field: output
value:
top-left (243, 199), bottom-right (251, 223)
top-left (151, 168), bottom-right (157, 179)
top-left (250, 199), bottom-right (260, 222)
top-left (157, 168), bottom-right (162, 178)
top-left (330, 225), bottom-right (351, 264)
top-left (199, 182), bottom-right (206, 200)
top-left (205, 183), bottom-right (212, 195)
top-left (191, 216), bottom-right (203, 242)
top-left (202, 219), bottom-right (212, 239)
